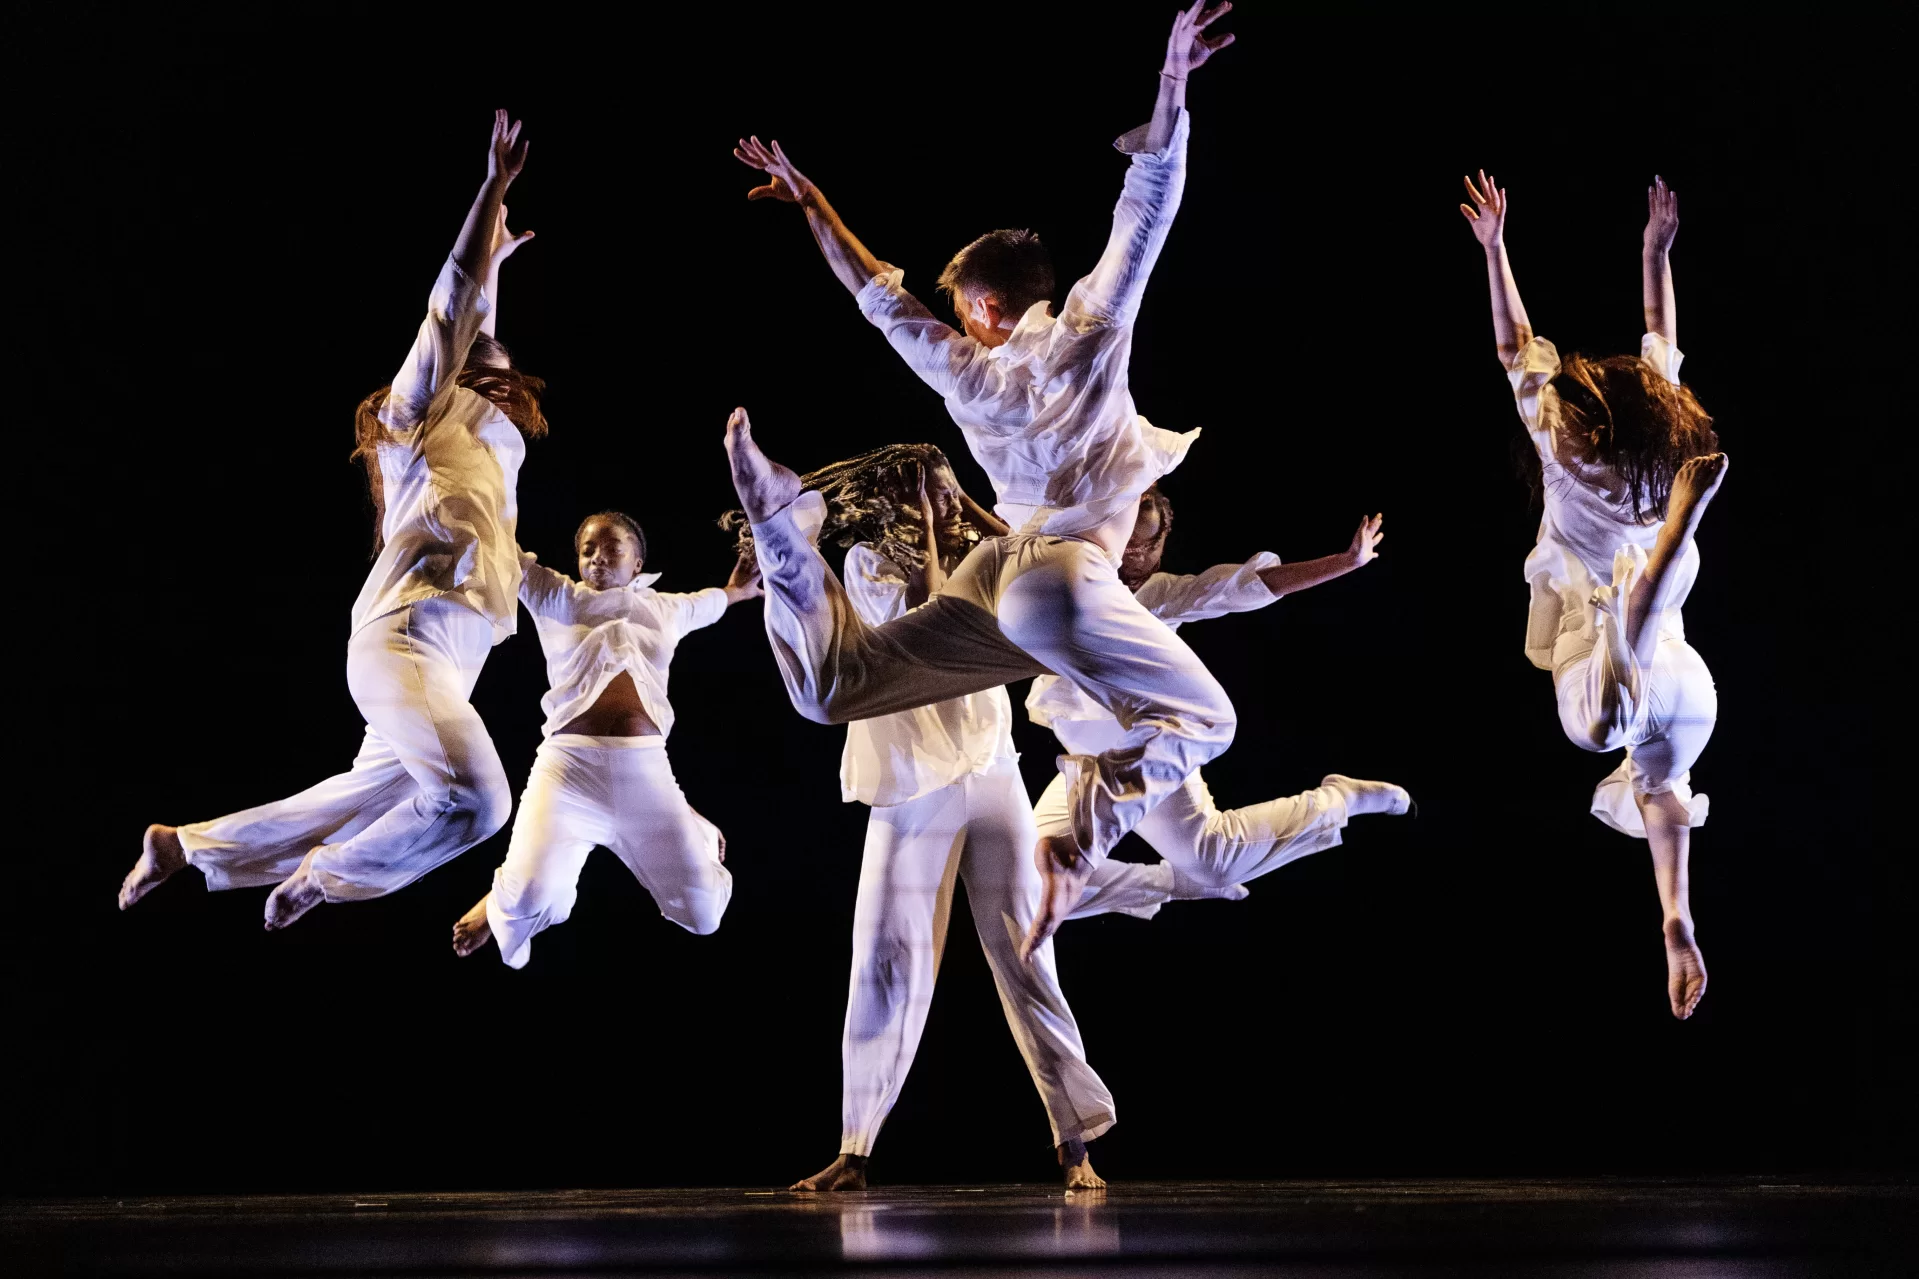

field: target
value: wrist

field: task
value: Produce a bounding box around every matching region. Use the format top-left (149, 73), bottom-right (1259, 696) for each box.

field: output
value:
top-left (1158, 67), bottom-right (1187, 81)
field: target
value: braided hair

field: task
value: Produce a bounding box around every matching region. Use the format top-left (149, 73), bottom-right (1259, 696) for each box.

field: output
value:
top-left (720, 442), bottom-right (983, 571)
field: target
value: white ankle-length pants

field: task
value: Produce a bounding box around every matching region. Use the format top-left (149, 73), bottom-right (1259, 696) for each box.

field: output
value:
top-left (485, 734), bottom-right (731, 969)
top-left (839, 762), bottom-right (1117, 1155)
top-left (178, 597), bottom-right (512, 901)
top-left (753, 497), bottom-right (1235, 862)
top-left (1037, 716), bottom-right (1348, 893)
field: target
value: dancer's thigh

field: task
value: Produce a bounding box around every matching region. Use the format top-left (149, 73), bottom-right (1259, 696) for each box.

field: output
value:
top-left (605, 746), bottom-right (733, 935)
top-left (1630, 637), bottom-right (1719, 788)
top-left (496, 743), bottom-right (607, 918)
top-left (345, 599), bottom-right (507, 808)
top-left (953, 768), bottom-right (1042, 936)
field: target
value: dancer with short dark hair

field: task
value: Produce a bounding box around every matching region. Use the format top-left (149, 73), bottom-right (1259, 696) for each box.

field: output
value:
top-left (123, 111), bottom-right (544, 929)
top-left (726, 2), bottom-right (1239, 960)
top-left (1461, 171), bottom-right (1727, 1019)
top-left (450, 515), bottom-right (761, 967)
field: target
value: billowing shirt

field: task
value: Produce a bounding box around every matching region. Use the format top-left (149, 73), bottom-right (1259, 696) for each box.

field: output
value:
top-left (1026, 553), bottom-right (1281, 729)
top-left (518, 556), bottom-right (729, 739)
top-left (840, 544), bottom-right (1018, 806)
top-left (1511, 333), bottom-right (1699, 671)
top-left (350, 258), bottom-right (527, 642)
top-left (855, 112), bottom-right (1200, 552)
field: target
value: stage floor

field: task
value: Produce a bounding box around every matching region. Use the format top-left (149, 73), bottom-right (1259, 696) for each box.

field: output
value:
top-left (5, 1178), bottom-right (1913, 1276)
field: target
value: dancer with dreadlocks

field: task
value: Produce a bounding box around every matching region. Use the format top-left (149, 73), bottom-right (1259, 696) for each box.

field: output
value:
top-left (723, 445), bottom-right (1226, 1191)
top-left (1030, 486), bottom-right (1412, 891)
top-left (450, 513), bottom-right (760, 967)
top-left (1461, 171), bottom-right (1727, 1019)
top-left (122, 111), bottom-right (545, 928)
top-left (726, 3), bottom-right (1239, 959)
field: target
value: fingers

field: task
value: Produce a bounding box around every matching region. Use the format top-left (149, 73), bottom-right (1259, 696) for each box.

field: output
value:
top-left (1462, 173), bottom-right (1487, 204)
top-left (1196, 0), bottom-right (1232, 27)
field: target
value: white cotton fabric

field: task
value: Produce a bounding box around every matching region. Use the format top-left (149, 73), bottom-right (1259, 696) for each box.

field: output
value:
top-left (518, 556), bottom-right (729, 739)
top-left (855, 112), bottom-right (1199, 550)
top-left (839, 543), bottom-right (1018, 806)
top-left (1511, 333), bottom-right (1716, 829)
top-left (351, 258), bottom-right (526, 644)
top-left (484, 734), bottom-right (731, 969)
top-left (179, 596), bottom-right (512, 899)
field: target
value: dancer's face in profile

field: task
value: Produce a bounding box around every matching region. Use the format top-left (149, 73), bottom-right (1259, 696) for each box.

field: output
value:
top-left (1121, 497), bottom-right (1166, 586)
top-left (577, 519), bottom-right (641, 590)
top-left (920, 459), bottom-right (971, 556)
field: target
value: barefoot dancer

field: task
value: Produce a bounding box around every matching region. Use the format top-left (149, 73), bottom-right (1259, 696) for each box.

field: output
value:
top-left (123, 111), bottom-right (544, 929)
top-left (728, 448), bottom-right (1192, 1193)
top-left (1030, 487), bottom-right (1413, 887)
top-left (728, 3), bottom-right (1238, 958)
top-left (1462, 171), bottom-right (1726, 1019)
top-left (451, 515), bottom-right (761, 966)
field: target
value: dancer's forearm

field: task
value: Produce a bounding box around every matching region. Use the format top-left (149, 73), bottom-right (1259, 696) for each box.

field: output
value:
top-left (1142, 64), bottom-right (1189, 154)
top-left (1642, 247), bottom-right (1676, 348)
top-left (1485, 244), bottom-right (1533, 362)
top-left (1258, 553), bottom-right (1362, 597)
top-left (453, 177), bottom-right (510, 284)
top-left (801, 189), bottom-right (886, 295)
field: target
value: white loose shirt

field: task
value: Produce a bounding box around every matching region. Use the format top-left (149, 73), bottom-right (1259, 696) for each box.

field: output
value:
top-left (840, 543), bottom-right (1018, 807)
top-left (1026, 553), bottom-right (1281, 729)
top-left (518, 557), bottom-right (729, 740)
top-left (350, 257), bottom-right (527, 643)
top-left (1511, 333), bottom-right (1699, 670)
top-left (855, 112), bottom-right (1200, 552)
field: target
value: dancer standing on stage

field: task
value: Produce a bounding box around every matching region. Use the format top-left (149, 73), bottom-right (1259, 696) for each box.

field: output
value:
top-left (122, 111), bottom-right (542, 928)
top-left (727, 447), bottom-right (1217, 1192)
top-left (450, 516), bottom-right (760, 967)
top-left (727, 2), bottom-right (1237, 958)
top-left (1461, 171), bottom-right (1727, 1019)
top-left (1030, 487), bottom-right (1412, 889)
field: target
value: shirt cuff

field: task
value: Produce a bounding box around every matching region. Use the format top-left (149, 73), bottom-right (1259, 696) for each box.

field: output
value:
top-left (1640, 332), bottom-right (1685, 385)
top-left (855, 267), bottom-right (908, 321)
top-left (1112, 108), bottom-right (1190, 159)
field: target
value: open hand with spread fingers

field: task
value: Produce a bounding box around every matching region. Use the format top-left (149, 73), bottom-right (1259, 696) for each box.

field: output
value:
top-left (1459, 170), bottom-right (1507, 250)
top-left (1644, 174), bottom-right (1679, 255)
top-left (1346, 513), bottom-right (1385, 568)
top-left (488, 204), bottom-right (535, 268)
top-left (1163, 1), bottom-right (1235, 78)
top-left (734, 136), bottom-right (817, 206)
top-left (487, 108), bottom-right (529, 184)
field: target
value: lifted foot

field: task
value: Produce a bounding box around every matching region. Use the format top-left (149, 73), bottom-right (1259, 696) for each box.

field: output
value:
top-left (453, 894), bottom-right (494, 957)
top-left (120, 824), bottom-right (187, 910)
top-left (1059, 1138), bottom-right (1106, 1190)
top-left (1664, 916), bottom-right (1707, 1020)
top-left (724, 407), bottom-right (802, 524)
top-left (1322, 774), bottom-right (1413, 817)
top-left (790, 1153), bottom-right (868, 1191)
top-left (264, 857), bottom-right (326, 931)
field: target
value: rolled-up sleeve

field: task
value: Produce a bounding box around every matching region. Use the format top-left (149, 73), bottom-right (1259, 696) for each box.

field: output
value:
top-left (857, 269), bottom-right (978, 400)
top-left (382, 257), bottom-right (492, 432)
top-left (666, 587), bottom-right (731, 638)
top-left (1061, 110), bottom-right (1190, 332)
top-left (843, 543), bottom-right (909, 627)
top-left (1134, 552), bottom-right (1282, 621)
top-left (1640, 332), bottom-right (1685, 386)
top-left (1507, 335), bottom-right (1563, 437)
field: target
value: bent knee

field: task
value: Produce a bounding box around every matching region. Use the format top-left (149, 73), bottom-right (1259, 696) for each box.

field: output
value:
top-left (1563, 718), bottom-right (1624, 754)
top-left (492, 872), bottom-right (572, 925)
top-left (455, 773), bottom-right (514, 838)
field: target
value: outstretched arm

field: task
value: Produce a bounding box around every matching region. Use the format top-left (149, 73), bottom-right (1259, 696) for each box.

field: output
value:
top-left (733, 137), bottom-right (885, 295)
top-left (1642, 175), bottom-right (1679, 348)
top-left (1258, 514), bottom-right (1384, 596)
top-left (454, 110), bottom-right (528, 284)
top-left (1142, 1), bottom-right (1235, 152)
top-left (1460, 170), bottom-right (1532, 363)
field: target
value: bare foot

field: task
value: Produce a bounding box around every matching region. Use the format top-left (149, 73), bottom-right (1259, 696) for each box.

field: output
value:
top-left (1059, 1139), bottom-right (1106, 1190)
top-left (1666, 451), bottom-right (1729, 536)
top-left (120, 824), bottom-right (187, 910)
top-left (263, 858), bottom-right (326, 931)
top-left (452, 894), bottom-right (493, 957)
top-left (1021, 834), bottom-right (1096, 962)
top-left (724, 407), bottom-right (801, 524)
top-left (790, 1153), bottom-right (867, 1191)
top-left (1664, 916), bottom-right (1707, 1020)
top-left (1322, 774), bottom-right (1413, 817)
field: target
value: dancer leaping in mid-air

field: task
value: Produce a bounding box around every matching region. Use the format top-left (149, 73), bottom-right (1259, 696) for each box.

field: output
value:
top-left (1461, 171), bottom-right (1727, 1018)
top-left (726, 1), bottom-right (1237, 959)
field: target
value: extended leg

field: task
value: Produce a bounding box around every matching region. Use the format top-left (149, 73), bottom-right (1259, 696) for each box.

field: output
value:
top-left (1638, 788), bottom-right (1706, 1020)
top-left (461, 741), bottom-right (604, 968)
top-left (605, 744), bottom-right (734, 937)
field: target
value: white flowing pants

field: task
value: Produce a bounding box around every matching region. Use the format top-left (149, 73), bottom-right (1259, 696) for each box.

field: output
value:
top-left (754, 498), bottom-right (1236, 862)
top-left (839, 763), bottom-right (1119, 1155)
top-left (1038, 717), bottom-right (1349, 892)
top-left (485, 734), bottom-right (732, 969)
top-left (178, 597), bottom-right (512, 901)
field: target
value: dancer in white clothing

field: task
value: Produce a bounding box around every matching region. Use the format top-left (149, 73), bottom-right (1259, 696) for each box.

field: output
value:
top-left (731, 447), bottom-right (1214, 1192)
top-left (123, 110), bottom-right (545, 929)
top-left (1461, 171), bottom-right (1727, 1019)
top-left (450, 512), bottom-right (761, 967)
top-left (1030, 486), bottom-right (1412, 889)
top-left (727, 3), bottom-right (1239, 958)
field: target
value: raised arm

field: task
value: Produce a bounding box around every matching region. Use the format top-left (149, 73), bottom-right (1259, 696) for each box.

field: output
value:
top-left (1460, 170), bottom-right (1533, 363)
top-left (1143, 1), bottom-right (1234, 153)
top-left (733, 137), bottom-right (885, 295)
top-left (1642, 175), bottom-right (1679, 348)
top-left (479, 203), bottom-right (536, 338)
top-left (455, 110), bottom-right (528, 284)
top-left (1257, 514), bottom-right (1383, 597)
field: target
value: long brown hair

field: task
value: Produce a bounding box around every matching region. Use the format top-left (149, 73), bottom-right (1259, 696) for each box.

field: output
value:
top-left (719, 442), bottom-right (982, 571)
top-left (351, 332), bottom-right (548, 554)
top-left (1539, 352), bottom-right (1717, 523)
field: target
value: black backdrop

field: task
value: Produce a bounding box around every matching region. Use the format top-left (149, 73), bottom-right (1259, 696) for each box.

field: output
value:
top-left (13, 3), bottom-right (1905, 1194)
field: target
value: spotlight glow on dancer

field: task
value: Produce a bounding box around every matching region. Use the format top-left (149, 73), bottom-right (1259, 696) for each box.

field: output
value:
top-left (123, 111), bottom-right (543, 929)
top-left (449, 515), bottom-right (761, 966)
top-left (725, 447), bottom-right (1213, 1193)
top-left (727, 2), bottom-right (1237, 958)
top-left (1461, 171), bottom-right (1727, 1019)
top-left (1030, 487), bottom-right (1412, 886)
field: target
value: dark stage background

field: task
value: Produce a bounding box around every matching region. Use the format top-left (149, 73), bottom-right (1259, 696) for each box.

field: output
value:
top-left (13, 4), bottom-right (1905, 1195)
